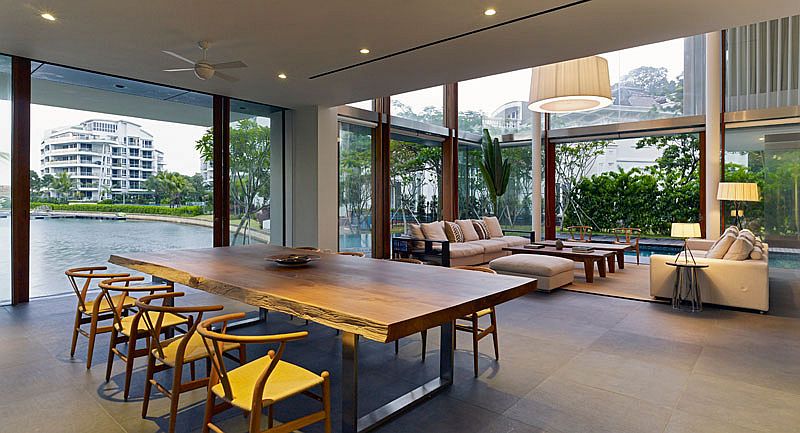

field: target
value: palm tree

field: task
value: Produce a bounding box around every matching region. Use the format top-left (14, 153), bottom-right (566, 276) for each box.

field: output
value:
top-left (50, 171), bottom-right (75, 201)
top-left (478, 129), bottom-right (511, 216)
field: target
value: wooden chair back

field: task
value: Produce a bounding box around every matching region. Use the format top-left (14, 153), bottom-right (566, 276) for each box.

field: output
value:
top-left (452, 265), bottom-right (497, 274)
top-left (65, 266), bottom-right (130, 312)
top-left (567, 225), bottom-right (593, 242)
top-left (338, 251), bottom-right (365, 257)
top-left (197, 312), bottom-right (309, 404)
top-left (612, 227), bottom-right (641, 245)
top-left (135, 292), bottom-right (222, 360)
top-left (98, 276), bottom-right (175, 334)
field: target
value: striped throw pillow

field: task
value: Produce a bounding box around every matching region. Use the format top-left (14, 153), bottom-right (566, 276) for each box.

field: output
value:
top-left (444, 221), bottom-right (464, 243)
top-left (472, 220), bottom-right (490, 240)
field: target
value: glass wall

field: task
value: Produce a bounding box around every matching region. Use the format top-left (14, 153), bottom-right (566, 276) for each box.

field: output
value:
top-left (392, 86), bottom-right (444, 125)
top-left (726, 15), bottom-right (800, 111)
top-left (390, 133), bottom-right (442, 235)
top-left (724, 123), bottom-right (800, 250)
top-left (29, 62), bottom-right (214, 298)
top-left (555, 133), bottom-right (701, 237)
top-left (226, 101), bottom-right (282, 245)
top-left (338, 122), bottom-right (373, 255)
top-left (458, 141), bottom-right (533, 229)
top-left (552, 35), bottom-right (706, 129)
top-left (0, 55), bottom-right (11, 304)
top-left (458, 69), bottom-right (534, 139)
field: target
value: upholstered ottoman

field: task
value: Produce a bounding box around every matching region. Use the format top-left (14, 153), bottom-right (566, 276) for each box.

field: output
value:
top-left (489, 254), bottom-right (574, 292)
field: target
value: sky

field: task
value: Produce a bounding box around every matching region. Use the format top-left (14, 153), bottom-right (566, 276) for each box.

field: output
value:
top-left (387, 38), bottom-right (687, 115)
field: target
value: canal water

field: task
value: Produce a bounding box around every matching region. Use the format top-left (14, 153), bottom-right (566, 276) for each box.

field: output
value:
top-left (1, 218), bottom-right (213, 301)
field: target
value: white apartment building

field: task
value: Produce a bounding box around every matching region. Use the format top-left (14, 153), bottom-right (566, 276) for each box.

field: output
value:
top-left (200, 159), bottom-right (213, 185)
top-left (40, 119), bottom-right (164, 202)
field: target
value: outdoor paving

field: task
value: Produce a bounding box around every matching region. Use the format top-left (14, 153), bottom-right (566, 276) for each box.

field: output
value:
top-left (1, 273), bottom-right (799, 433)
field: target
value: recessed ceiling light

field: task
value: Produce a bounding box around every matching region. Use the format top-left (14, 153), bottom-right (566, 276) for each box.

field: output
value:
top-left (758, 137), bottom-right (765, 141)
top-left (40, 12), bottom-right (56, 21)
top-left (277, 73), bottom-right (287, 79)
top-left (360, 48), bottom-right (370, 54)
top-left (484, 8), bottom-right (496, 16)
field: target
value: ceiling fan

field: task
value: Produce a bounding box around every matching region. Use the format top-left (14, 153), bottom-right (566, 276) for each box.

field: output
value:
top-left (162, 41), bottom-right (247, 82)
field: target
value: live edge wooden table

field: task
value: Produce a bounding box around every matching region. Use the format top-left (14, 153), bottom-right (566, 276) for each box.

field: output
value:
top-left (503, 246), bottom-right (616, 283)
top-left (534, 240), bottom-right (633, 270)
top-left (110, 244), bottom-right (537, 433)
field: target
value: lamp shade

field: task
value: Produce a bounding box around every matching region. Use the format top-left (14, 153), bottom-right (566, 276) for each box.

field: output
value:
top-left (671, 223), bottom-right (701, 238)
top-left (528, 56), bottom-right (612, 113)
top-left (716, 182), bottom-right (760, 202)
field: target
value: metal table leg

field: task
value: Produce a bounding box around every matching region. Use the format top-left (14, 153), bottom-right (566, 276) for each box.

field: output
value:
top-left (342, 321), bottom-right (455, 433)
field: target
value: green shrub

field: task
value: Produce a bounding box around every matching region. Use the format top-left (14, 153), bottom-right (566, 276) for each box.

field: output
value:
top-left (29, 202), bottom-right (203, 217)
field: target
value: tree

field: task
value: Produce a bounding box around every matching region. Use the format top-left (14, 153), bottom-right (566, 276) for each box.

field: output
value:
top-left (196, 119), bottom-right (271, 244)
top-left (50, 171), bottom-right (75, 201)
top-left (478, 129), bottom-right (511, 216)
top-left (556, 140), bottom-right (609, 228)
top-left (145, 171), bottom-right (194, 207)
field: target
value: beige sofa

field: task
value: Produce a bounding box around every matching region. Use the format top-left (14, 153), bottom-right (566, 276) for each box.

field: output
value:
top-left (391, 220), bottom-right (532, 267)
top-left (649, 238), bottom-right (769, 312)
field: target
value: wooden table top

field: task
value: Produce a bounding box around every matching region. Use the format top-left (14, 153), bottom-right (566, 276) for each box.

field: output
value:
top-left (536, 240), bottom-right (633, 251)
top-left (504, 245), bottom-right (616, 259)
top-left (110, 244), bottom-right (537, 343)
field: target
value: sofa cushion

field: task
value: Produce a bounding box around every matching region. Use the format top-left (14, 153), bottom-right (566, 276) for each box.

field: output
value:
top-left (473, 239), bottom-right (507, 254)
top-left (706, 232), bottom-right (736, 259)
top-left (448, 243), bottom-right (484, 258)
top-left (501, 235), bottom-right (529, 247)
top-left (490, 254), bottom-right (574, 277)
top-left (456, 219), bottom-right (479, 242)
top-left (723, 235), bottom-right (754, 261)
top-left (750, 245), bottom-right (763, 260)
top-left (444, 221), bottom-right (464, 243)
top-left (483, 216), bottom-right (505, 238)
top-left (472, 220), bottom-right (490, 240)
top-left (408, 224), bottom-right (424, 249)
top-left (421, 221), bottom-right (447, 241)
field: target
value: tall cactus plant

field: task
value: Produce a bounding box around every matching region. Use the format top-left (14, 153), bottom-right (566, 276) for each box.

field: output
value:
top-left (478, 129), bottom-right (511, 216)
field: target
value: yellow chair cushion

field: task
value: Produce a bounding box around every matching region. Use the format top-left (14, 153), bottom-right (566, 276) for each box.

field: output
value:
top-left (154, 333), bottom-right (239, 367)
top-left (81, 294), bottom-right (136, 314)
top-left (120, 312), bottom-right (188, 337)
top-left (212, 355), bottom-right (324, 410)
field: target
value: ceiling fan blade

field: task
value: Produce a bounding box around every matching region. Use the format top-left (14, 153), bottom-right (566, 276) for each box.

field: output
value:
top-left (163, 68), bottom-right (194, 72)
top-left (212, 60), bottom-right (247, 70)
top-left (215, 71), bottom-right (239, 82)
top-left (162, 50), bottom-right (196, 65)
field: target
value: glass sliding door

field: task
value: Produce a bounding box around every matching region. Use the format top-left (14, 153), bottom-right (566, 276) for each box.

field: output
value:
top-left (390, 133), bottom-right (442, 236)
top-left (227, 100), bottom-right (283, 245)
top-left (0, 55), bottom-right (11, 304)
top-left (725, 123), bottom-right (800, 270)
top-left (338, 122), bottom-right (373, 255)
top-left (29, 62), bottom-right (213, 299)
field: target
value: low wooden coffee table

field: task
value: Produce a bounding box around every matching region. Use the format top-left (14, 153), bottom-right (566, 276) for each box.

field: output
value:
top-left (503, 246), bottom-right (616, 283)
top-left (535, 240), bottom-right (633, 270)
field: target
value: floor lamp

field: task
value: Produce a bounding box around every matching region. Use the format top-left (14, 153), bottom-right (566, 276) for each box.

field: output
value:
top-left (717, 182), bottom-right (760, 229)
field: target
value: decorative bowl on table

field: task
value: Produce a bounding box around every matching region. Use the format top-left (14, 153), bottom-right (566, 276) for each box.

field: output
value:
top-left (265, 254), bottom-right (320, 267)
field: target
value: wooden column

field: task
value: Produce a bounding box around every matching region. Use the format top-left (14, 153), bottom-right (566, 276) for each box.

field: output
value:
top-left (11, 57), bottom-right (31, 304)
top-left (442, 83), bottom-right (458, 221)
top-left (372, 97), bottom-right (391, 258)
top-left (544, 114), bottom-right (556, 240)
top-left (213, 95), bottom-right (231, 247)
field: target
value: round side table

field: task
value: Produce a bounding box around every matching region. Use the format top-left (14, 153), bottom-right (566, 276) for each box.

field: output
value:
top-left (665, 262), bottom-right (709, 312)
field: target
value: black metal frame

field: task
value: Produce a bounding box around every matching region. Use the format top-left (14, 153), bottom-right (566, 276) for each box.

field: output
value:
top-left (391, 229), bottom-right (535, 267)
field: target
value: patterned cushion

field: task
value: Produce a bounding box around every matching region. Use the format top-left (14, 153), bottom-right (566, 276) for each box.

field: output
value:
top-left (444, 221), bottom-right (464, 243)
top-left (472, 220), bottom-right (490, 240)
top-left (706, 232), bottom-right (736, 259)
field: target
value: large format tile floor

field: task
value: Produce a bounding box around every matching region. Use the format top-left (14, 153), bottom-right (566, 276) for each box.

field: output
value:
top-left (2, 278), bottom-right (800, 433)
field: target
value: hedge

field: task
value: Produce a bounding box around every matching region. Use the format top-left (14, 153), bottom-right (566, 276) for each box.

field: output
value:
top-left (30, 202), bottom-right (204, 217)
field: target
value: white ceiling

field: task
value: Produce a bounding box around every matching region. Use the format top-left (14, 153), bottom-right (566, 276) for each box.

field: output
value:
top-left (0, 0), bottom-right (797, 109)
